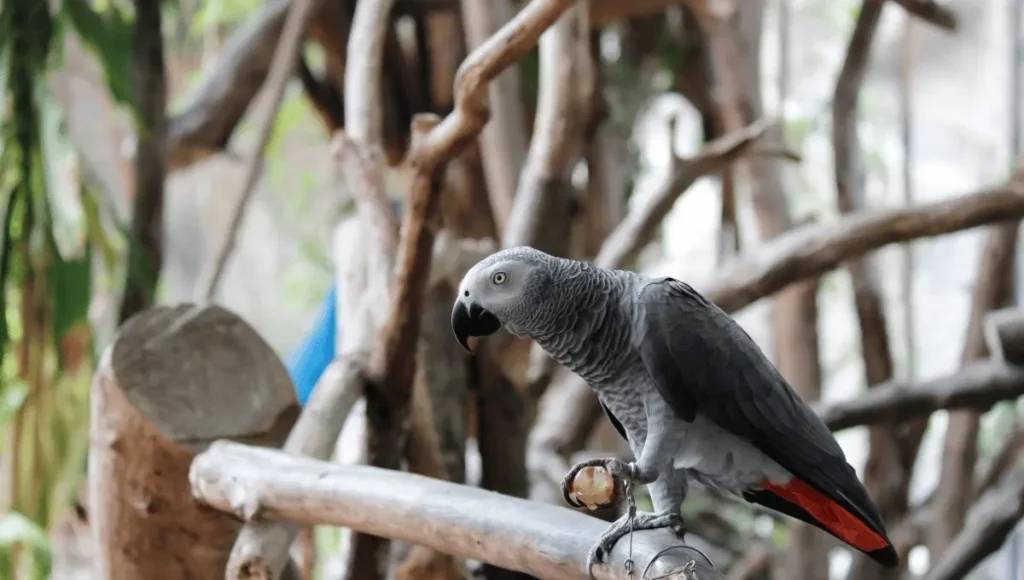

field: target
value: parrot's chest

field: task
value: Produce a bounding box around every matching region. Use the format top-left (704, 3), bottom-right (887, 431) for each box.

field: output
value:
top-left (592, 372), bottom-right (662, 445)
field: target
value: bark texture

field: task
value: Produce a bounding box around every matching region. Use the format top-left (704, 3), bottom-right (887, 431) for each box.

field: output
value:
top-left (88, 305), bottom-right (298, 579)
top-left (191, 441), bottom-right (723, 580)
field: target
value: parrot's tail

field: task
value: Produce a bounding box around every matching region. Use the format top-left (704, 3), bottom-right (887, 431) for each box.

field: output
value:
top-left (744, 478), bottom-right (899, 568)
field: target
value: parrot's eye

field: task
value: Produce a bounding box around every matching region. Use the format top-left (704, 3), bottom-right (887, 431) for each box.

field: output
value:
top-left (491, 271), bottom-right (507, 285)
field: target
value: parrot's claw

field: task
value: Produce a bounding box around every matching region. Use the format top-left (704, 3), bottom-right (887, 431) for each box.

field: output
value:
top-left (585, 510), bottom-right (687, 579)
top-left (561, 457), bottom-right (638, 509)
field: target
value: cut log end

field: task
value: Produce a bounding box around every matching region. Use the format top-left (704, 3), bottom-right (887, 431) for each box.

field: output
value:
top-left (569, 465), bottom-right (616, 510)
top-left (89, 304), bottom-right (298, 580)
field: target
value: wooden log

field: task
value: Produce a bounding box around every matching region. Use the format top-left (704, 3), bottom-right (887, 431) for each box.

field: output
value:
top-left (190, 441), bottom-right (724, 580)
top-left (984, 307), bottom-right (1024, 367)
top-left (87, 304), bottom-right (300, 580)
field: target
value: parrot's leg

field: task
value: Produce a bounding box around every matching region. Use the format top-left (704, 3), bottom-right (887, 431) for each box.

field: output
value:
top-left (585, 510), bottom-right (687, 578)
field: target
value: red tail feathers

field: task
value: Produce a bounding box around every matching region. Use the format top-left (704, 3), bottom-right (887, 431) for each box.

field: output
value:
top-left (760, 478), bottom-right (890, 553)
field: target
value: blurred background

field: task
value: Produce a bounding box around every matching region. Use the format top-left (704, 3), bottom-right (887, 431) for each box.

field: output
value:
top-left (2, 0), bottom-right (1024, 579)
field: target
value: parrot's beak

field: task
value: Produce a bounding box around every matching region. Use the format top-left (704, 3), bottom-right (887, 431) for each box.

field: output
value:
top-left (451, 300), bottom-right (501, 353)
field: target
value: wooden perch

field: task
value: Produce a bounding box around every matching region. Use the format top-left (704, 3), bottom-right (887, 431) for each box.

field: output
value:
top-left (707, 185), bottom-right (1024, 312)
top-left (924, 469), bottom-right (1024, 580)
top-left (814, 358), bottom-right (1024, 431)
top-left (985, 306), bottom-right (1024, 367)
top-left (226, 359), bottom-right (365, 579)
top-left (87, 305), bottom-right (299, 579)
top-left (191, 441), bottom-right (723, 580)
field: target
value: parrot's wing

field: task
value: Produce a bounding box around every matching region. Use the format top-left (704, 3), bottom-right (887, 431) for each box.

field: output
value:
top-left (635, 277), bottom-right (897, 566)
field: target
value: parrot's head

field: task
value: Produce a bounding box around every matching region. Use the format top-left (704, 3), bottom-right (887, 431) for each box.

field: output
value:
top-left (451, 246), bottom-right (556, 352)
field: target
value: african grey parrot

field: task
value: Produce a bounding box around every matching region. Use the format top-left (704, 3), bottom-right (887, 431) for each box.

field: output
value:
top-left (450, 246), bottom-right (898, 575)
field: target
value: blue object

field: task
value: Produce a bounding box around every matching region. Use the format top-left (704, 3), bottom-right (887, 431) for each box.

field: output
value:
top-left (286, 284), bottom-right (338, 405)
top-left (286, 199), bottom-right (403, 405)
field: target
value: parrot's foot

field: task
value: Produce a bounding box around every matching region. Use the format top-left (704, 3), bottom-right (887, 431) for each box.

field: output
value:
top-left (585, 510), bottom-right (687, 578)
top-left (561, 457), bottom-right (647, 509)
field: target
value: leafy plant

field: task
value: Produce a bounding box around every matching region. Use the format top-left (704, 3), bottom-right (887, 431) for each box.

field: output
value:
top-left (0, 1), bottom-right (119, 578)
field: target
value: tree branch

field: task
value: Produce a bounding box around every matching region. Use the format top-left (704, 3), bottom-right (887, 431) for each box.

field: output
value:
top-left (502, 2), bottom-right (592, 251)
top-left (887, 0), bottom-right (958, 31)
top-left (706, 185), bottom-right (1024, 312)
top-left (118, 0), bottom-right (167, 323)
top-left (831, 5), bottom-right (907, 577)
top-left (985, 305), bottom-right (1024, 367)
top-left (345, 1), bottom-right (586, 575)
top-left (225, 359), bottom-right (366, 578)
top-left (460, 0), bottom-right (529, 234)
top-left (929, 222), bottom-right (1020, 555)
top-left (924, 469), bottom-right (1024, 580)
top-left (194, 0), bottom-right (317, 301)
top-left (190, 441), bottom-right (722, 580)
top-left (814, 359), bottom-right (1024, 432)
top-left (594, 118), bottom-right (770, 269)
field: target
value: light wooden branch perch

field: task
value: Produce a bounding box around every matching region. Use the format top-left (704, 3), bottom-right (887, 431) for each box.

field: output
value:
top-left (191, 441), bottom-right (722, 580)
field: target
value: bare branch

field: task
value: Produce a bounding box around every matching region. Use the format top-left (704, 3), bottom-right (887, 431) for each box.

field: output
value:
top-left (411, 0), bottom-right (583, 169)
top-left (190, 441), bottom-right (722, 580)
top-left (594, 118), bottom-right (770, 269)
top-left (978, 426), bottom-right (1024, 503)
top-left (814, 359), bottom-right (1024, 432)
top-left (460, 0), bottom-right (529, 233)
top-left (166, 0), bottom-right (300, 172)
top-left (194, 0), bottom-right (317, 301)
top-left (985, 305), bottom-right (1024, 367)
top-left (346, 1), bottom-right (587, 573)
top-left (118, 0), bottom-right (166, 322)
top-left (924, 469), bottom-right (1024, 580)
top-left (888, 0), bottom-right (958, 31)
top-left (706, 185), bottom-right (1024, 312)
top-left (503, 2), bottom-right (593, 251)
top-left (226, 359), bottom-right (366, 579)
top-left (930, 222), bottom-right (1019, 555)
top-left (830, 5), bottom-right (908, 577)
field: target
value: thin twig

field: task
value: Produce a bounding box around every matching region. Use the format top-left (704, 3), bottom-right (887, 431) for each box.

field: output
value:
top-left (195, 0), bottom-right (317, 301)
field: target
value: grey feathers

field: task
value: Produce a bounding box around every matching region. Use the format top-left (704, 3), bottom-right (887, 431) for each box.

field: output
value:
top-left (634, 277), bottom-right (888, 535)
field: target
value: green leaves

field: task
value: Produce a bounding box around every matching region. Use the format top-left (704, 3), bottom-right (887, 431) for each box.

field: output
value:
top-left (0, 512), bottom-right (52, 579)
